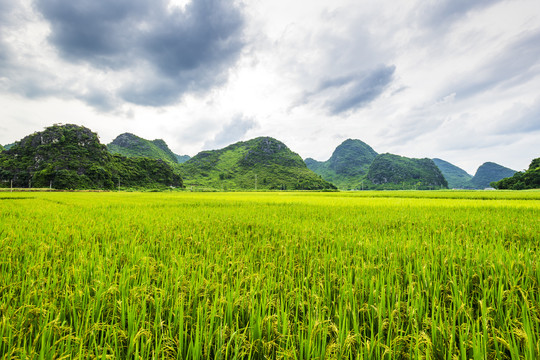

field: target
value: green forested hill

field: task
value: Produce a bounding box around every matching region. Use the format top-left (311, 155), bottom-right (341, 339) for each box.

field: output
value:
top-left (0, 144), bottom-right (4, 152)
top-left (0, 124), bottom-right (182, 189)
top-left (491, 158), bottom-right (539, 189)
top-left (469, 162), bottom-right (516, 189)
top-left (432, 158), bottom-right (473, 189)
top-left (305, 139), bottom-right (378, 189)
top-left (107, 133), bottom-right (181, 163)
top-left (179, 137), bottom-right (336, 190)
top-left (365, 154), bottom-right (448, 189)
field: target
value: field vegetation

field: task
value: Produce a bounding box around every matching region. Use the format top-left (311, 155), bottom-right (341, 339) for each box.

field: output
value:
top-left (0, 190), bottom-right (539, 359)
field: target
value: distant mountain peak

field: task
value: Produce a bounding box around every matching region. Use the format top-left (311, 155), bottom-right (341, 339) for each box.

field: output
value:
top-left (328, 139), bottom-right (378, 176)
top-left (470, 162), bottom-right (516, 188)
top-left (305, 138), bottom-right (378, 188)
top-left (110, 132), bottom-right (138, 146)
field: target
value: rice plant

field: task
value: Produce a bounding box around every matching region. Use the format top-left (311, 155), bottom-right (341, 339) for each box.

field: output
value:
top-left (0, 190), bottom-right (538, 359)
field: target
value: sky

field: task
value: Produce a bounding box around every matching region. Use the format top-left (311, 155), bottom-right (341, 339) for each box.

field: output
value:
top-left (0, 0), bottom-right (539, 174)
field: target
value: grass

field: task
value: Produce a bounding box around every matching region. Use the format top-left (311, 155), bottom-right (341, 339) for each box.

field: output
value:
top-left (0, 191), bottom-right (539, 359)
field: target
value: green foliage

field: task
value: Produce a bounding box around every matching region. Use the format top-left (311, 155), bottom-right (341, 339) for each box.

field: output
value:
top-left (179, 137), bottom-right (336, 190)
top-left (304, 157), bottom-right (323, 172)
top-left (470, 162), bottom-right (516, 189)
top-left (491, 157), bottom-right (540, 190)
top-left (175, 154), bottom-right (191, 163)
top-left (1, 191), bottom-right (539, 358)
top-left (107, 133), bottom-right (180, 164)
top-left (305, 139), bottom-right (378, 189)
top-left (433, 158), bottom-right (473, 189)
top-left (366, 153), bottom-right (448, 189)
top-left (0, 144), bottom-right (4, 152)
top-left (0, 124), bottom-right (182, 190)
top-left (110, 155), bottom-right (182, 189)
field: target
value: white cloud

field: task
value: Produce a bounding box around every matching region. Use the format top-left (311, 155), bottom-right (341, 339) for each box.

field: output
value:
top-left (0, 0), bottom-right (539, 174)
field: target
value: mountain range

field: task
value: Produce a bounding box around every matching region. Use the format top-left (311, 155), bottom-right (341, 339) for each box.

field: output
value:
top-left (306, 139), bottom-right (517, 190)
top-left (0, 124), bottom-right (531, 190)
top-left (0, 125), bottom-right (182, 190)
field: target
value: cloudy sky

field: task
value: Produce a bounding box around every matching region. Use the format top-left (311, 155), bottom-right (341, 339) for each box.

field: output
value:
top-left (1, 0), bottom-right (539, 174)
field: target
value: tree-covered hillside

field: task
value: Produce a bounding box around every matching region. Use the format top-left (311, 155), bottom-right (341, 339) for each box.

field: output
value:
top-left (305, 139), bottom-right (378, 189)
top-left (0, 144), bottom-right (4, 152)
top-left (0, 124), bottom-right (182, 189)
top-left (108, 133), bottom-right (181, 164)
top-left (365, 154), bottom-right (448, 189)
top-left (179, 137), bottom-right (336, 190)
top-left (469, 162), bottom-right (515, 189)
top-left (432, 158), bottom-right (473, 189)
top-left (491, 158), bottom-right (540, 190)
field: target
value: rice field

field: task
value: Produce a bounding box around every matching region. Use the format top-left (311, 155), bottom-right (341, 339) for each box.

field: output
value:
top-left (0, 190), bottom-right (539, 359)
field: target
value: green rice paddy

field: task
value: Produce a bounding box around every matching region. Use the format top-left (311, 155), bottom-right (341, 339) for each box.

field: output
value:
top-left (0, 191), bottom-right (539, 359)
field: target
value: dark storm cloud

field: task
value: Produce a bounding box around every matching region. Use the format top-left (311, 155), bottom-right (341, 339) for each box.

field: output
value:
top-left (35, 0), bottom-right (151, 68)
top-left (140, 0), bottom-right (246, 76)
top-left (119, 77), bottom-right (190, 107)
top-left (33, 0), bottom-right (245, 107)
top-left (304, 65), bottom-right (395, 115)
top-left (203, 115), bottom-right (257, 150)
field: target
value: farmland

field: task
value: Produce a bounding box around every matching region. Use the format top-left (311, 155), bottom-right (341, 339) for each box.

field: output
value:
top-left (0, 191), bottom-right (539, 359)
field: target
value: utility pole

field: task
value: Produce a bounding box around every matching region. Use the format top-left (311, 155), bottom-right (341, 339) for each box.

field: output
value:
top-left (50, 180), bottom-right (52, 190)
top-left (118, 179), bottom-right (120, 191)
top-left (255, 174), bottom-right (257, 191)
top-left (10, 179), bottom-right (13, 192)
